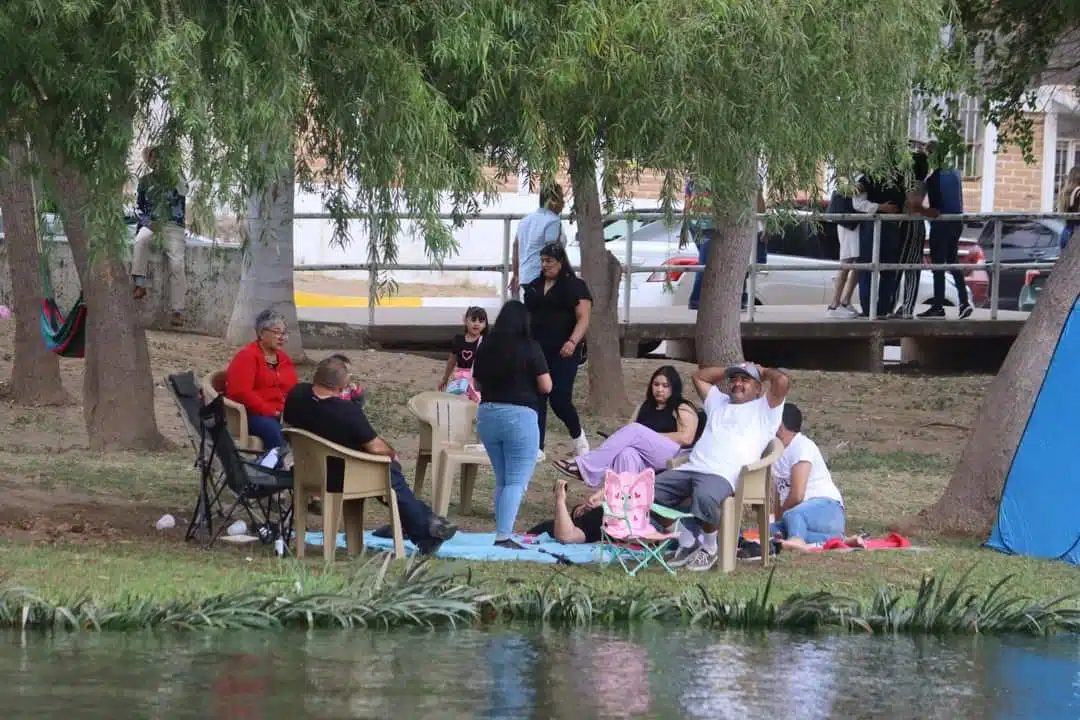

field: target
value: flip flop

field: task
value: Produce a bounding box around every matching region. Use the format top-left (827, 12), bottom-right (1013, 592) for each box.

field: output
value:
top-left (552, 458), bottom-right (582, 480)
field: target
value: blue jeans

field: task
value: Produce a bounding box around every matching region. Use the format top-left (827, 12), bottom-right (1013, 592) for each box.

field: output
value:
top-left (388, 461), bottom-right (441, 553)
top-left (771, 498), bottom-right (846, 544)
top-left (688, 229), bottom-right (766, 310)
top-left (477, 403), bottom-right (540, 539)
top-left (247, 415), bottom-right (286, 449)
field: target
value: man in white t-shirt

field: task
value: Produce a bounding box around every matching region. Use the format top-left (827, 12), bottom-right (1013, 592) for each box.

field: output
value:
top-left (771, 402), bottom-right (845, 546)
top-left (654, 361), bottom-right (788, 572)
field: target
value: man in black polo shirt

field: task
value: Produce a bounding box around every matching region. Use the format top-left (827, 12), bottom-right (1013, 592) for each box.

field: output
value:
top-left (283, 356), bottom-right (457, 554)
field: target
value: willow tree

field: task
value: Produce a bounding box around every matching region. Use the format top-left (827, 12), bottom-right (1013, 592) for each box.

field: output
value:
top-left (0, 1), bottom-right (309, 449)
top-left (0, 139), bottom-right (68, 405)
top-left (225, 2), bottom-right (491, 357)
top-left (427, 0), bottom-right (946, 417)
top-left (633, 0), bottom-right (946, 366)
top-left (915, 2), bottom-right (1080, 533)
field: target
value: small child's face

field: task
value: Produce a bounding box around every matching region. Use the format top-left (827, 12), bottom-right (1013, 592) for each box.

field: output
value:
top-left (466, 317), bottom-right (486, 336)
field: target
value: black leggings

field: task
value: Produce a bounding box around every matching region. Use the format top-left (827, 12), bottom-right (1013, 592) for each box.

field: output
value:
top-left (537, 350), bottom-right (582, 449)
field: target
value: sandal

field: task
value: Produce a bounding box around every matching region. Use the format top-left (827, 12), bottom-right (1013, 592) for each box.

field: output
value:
top-left (552, 458), bottom-right (582, 480)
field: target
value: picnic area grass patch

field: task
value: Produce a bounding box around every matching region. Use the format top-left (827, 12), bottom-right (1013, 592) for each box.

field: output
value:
top-left (3, 545), bottom-right (1079, 635)
top-left (3, 326), bottom-right (1077, 626)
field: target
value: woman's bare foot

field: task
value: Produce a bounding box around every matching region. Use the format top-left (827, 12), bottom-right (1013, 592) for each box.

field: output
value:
top-left (844, 535), bottom-right (867, 549)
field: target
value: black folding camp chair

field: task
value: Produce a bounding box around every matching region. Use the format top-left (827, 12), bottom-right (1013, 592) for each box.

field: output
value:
top-left (166, 372), bottom-right (294, 550)
top-left (198, 394), bottom-right (294, 550)
top-left (166, 372), bottom-right (228, 543)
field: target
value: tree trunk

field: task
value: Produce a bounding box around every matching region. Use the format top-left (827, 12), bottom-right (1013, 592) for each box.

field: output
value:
top-left (225, 164), bottom-right (304, 359)
top-left (568, 149), bottom-right (630, 417)
top-left (47, 157), bottom-right (167, 451)
top-left (695, 187), bottom-right (756, 367)
top-left (0, 138), bottom-right (69, 405)
top-left (915, 234), bottom-right (1080, 535)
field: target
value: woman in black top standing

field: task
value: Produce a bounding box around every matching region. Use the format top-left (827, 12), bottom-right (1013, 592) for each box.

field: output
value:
top-left (523, 243), bottom-right (593, 459)
top-left (473, 300), bottom-right (553, 549)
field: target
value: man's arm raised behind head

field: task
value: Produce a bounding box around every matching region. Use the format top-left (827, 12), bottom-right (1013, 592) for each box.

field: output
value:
top-left (754, 364), bottom-right (789, 408)
top-left (691, 366), bottom-right (728, 401)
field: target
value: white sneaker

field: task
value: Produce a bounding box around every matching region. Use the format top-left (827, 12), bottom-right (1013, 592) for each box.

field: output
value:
top-left (573, 433), bottom-right (591, 456)
top-left (536, 449), bottom-right (546, 462)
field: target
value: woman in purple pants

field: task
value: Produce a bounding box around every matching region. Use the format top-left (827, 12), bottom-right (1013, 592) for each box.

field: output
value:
top-left (552, 366), bottom-right (699, 486)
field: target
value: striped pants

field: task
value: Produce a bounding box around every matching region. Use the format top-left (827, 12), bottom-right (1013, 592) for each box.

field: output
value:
top-left (896, 221), bottom-right (925, 316)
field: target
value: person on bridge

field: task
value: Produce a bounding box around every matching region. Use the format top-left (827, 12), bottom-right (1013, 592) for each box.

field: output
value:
top-left (916, 142), bottom-right (973, 319)
top-left (283, 355), bottom-right (458, 555)
top-left (652, 362), bottom-right (788, 572)
top-left (224, 308), bottom-right (298, 450)
top-left (684, 178), bottom-right (767, 311)
top-left (852, 167), bottom-right (903, 317)
top-left (510, 183), bottom-right (566, 298)
top-left (523, 243), bottom-right (593, 459)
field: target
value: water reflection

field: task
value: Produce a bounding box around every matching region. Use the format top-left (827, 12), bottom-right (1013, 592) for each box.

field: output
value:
top-left (0, 626), bottom-right (1077, 718)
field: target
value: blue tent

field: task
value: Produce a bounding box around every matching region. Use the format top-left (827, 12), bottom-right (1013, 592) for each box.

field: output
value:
top-left (987, 295), bottom-right (1080, 563)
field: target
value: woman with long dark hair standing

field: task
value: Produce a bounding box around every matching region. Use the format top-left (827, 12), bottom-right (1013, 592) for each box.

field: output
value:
top-left (472, 300), bottom-right (553, 549)
top-left (522, 243), bottom-right (593, 459)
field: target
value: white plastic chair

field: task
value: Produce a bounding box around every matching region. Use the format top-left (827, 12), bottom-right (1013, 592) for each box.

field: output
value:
top-left (668, 437), bottom-right (784, 573)
top-left (406, 391), bottom-right (490, 516)
top-left (284, 427), bottom-right (406, 562)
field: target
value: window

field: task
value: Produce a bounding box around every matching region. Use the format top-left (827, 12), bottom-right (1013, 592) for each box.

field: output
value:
top-left (1052, 139), bottom-right (1080, 207)
top-left (909, 93), bottom-right (985, 178)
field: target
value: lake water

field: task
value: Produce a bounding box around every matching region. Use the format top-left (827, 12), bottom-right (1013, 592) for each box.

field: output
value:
top-left (1, 627), bottom-right (1078, 718)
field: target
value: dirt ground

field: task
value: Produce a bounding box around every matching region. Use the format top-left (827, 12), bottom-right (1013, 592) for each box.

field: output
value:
top-left (295, 271), bottom-right (497, 298)
top-left (0, 325), bottom-right (992, 548)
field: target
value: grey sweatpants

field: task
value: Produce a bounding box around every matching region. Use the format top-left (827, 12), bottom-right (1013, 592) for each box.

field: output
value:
top-left (653, 468), bottom-right (734, 527)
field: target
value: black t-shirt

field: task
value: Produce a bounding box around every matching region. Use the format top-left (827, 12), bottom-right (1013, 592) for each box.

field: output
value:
top-left (451, 334), bottom-right (482, 369)
top-left (283, 383), bottom-right (377, 450)
top-left (473, 339), bottom-right (549, 408)
top-left (523, 274), bottom-right (592, 353)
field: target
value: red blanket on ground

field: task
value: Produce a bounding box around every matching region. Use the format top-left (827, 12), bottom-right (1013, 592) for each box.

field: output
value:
top-left (742, 530), bottom-right (913, 551)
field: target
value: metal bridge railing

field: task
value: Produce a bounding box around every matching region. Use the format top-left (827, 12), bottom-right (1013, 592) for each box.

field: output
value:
top-left (292, 211), bottom-right (1075, 325)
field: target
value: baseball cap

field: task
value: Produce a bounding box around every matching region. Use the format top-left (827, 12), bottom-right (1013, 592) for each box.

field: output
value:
top-left (724, 363), bottom-right (761, 382)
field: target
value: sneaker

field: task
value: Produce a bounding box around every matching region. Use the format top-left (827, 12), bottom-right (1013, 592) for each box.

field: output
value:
top-left (958, 303), bottom-right (973, 319)
top-left (667, 543), bottom-right (699, 568)
top-left (537, 449), bottom-right (546, 462)
top-left (494, 538), bottom-right (526, 550)
top-left (917, 306), bottom-right (945, 318)
top-left (573, 433), bottom-right (590, 456)
top-left (418, 515), bottom-right (458, 555)
top-left (685, 547), bottom-right (718, 572)
top-left (838, 304), bottom-right (860, 318)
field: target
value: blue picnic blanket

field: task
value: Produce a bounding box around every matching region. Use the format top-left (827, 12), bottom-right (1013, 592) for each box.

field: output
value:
top-left (304, 530), bottom-right (607, 565)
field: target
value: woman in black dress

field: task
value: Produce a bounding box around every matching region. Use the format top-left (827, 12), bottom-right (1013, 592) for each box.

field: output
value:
top-left (522, 243), bottom-right (592, 459)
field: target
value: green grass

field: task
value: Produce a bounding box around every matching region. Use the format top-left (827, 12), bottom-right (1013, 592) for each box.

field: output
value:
top-left (0, 344), bottom-right (1065, 633)
top-left (2, 551), bottom-right (1078, 635)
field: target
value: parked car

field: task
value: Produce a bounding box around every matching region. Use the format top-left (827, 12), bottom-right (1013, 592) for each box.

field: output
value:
top-left (976, 218), bottom-right (1063, 311)
top-left (1018, 269), bottom-right (1049, 311)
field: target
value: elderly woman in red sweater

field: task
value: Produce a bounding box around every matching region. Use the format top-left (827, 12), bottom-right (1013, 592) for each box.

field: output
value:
top-left (224, 308), bottom-right (298, 449)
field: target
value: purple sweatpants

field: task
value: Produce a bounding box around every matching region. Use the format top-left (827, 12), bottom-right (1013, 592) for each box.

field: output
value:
top-left (575, 422), bottom-right (682, 487)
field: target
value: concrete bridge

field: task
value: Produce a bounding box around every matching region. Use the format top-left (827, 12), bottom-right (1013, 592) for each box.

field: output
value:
top-left (0, 239), bottom-right (1029, 374)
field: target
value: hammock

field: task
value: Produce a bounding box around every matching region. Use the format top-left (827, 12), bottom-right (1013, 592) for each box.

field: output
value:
top-left (38, 256), bottom-right (87, 358)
